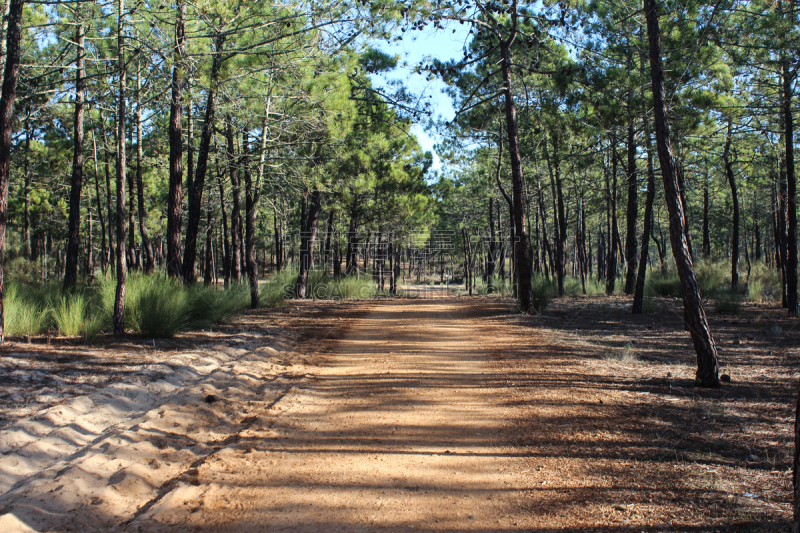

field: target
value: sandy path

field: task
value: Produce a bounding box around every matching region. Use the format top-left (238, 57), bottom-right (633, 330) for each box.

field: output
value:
top-left (127, 296), bottom-right (530, 532)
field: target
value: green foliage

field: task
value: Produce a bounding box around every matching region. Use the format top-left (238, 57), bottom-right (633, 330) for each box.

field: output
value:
top-left (260, 271), bottom-right (379, 306)
top-left (531, 275), bottom-right (552, 313)
top-left (4, 283), bottom-right (49, 337)
top-left (51, 292), bottom-right (102, 340)
top-left (135, 278), bottom-right (190, 338)
top-left (712, 287), bottom-right (741, 314)
top-left (747, 278), bottom-right (764, 303)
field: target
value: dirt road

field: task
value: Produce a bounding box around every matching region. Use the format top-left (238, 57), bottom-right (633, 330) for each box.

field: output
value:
top-left (0, 296), bottom-right (536, 532)
top-left (0, 293), bottom-right (791, 531)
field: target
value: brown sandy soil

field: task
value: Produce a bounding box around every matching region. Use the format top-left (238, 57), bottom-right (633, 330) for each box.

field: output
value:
top-left (0, 290), bottom-right (795, 532)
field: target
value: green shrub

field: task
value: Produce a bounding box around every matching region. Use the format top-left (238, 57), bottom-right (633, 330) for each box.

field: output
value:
top-left (52, 292), bottom-right (88, 337)
top-left (531, 275), bottom-right (552, 312)
top-left (712, 287), bottom-right (741, 314)
top-left (696, 262), bottom-right (725, 296)
top-left (747, 278), bottom-right (764, 303)
top-left (136, 278), bottom-right (189, 338)
top-left (187, 282), bottom-right (250, 326)
top-left (645, 270), bottom-right (682, 297)
top-left (51, 291), bottom-right (103, 341)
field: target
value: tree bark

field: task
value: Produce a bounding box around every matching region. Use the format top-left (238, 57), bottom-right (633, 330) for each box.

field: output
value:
top-left (218, 167), bottom-right (231, 287)
top-left (499, 26), bottom-right (533, 312)
top-left (166, 0), bottom-right (186, 279)
top-left (113, 0), bottom-right (128, 334)
top-left (624, 117), bottom-right (638, 294)
top-left (633, 114), bottom-right (657, 314)
top-left (783, 60), bottom-right (797, 315)
top-left (644, 0), bottom-right (719, 387)
top-left (724, 119), bottom-right (739, 290)
top-left (135, 56), bottom-right (154, 273)
top-left (242, 127), bottom-right (259, 308)
top-left (702, 174), bottom-right (711, 258)
top-left (0, 0), bottom-right (22, 342)
top-left (183, 31), bottom-right (225, 283)
top-left (64, 14), bottom-right (85, 290)
top-left (295, 190), bottom-right (321, 299)
top-left (225, 118), bottom-right (242, 283)
top-left (488, 198), bottom-right (496, 293)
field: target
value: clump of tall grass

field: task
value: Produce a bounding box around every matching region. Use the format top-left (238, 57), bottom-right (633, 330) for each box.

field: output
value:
top-left (531, 275), bottom-right (553, 312)
top-left (187, 282), bottom-right (250, 326)
top-left (4, 283), bottom-right (49, 337)
top-left (747, 278), bottom-right (764, 303)
top-left (712, 287), bottom-right (741, 314)
top-left (135, 278), bottom-right (190, 338)
top-left (259, 271), bottom-right (379, 305)
top-left (51, 291), bottom-right (103, 341)
top-left (475, 275), bottom-right (514, 297)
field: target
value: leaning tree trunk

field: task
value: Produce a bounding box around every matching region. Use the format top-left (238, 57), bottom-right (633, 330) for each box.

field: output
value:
top-left (63, 14), bottom-right (85, 290)
top-left (0, 0), bottom-right (23, 342)
top-left (113, 0), bottom-right (128, 334)
top-left (183, 32), bottom-right (225, 283)
top-left (644, 0), bottom-right (719, 387)
top-left (295, 190), bottom-right (321, 299)
top-left (500, 34), bottom-right (533, 312)
top-left (724, 119), bottom-right (739, 290)
top-left (166, 0), bottom-right (186, 280)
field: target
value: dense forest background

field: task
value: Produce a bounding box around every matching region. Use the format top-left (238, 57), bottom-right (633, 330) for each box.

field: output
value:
top-left (0, 0), bottom-right (795, 389)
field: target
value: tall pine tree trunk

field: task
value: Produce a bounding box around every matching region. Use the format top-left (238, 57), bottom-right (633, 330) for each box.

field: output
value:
top-left (633, 113), bottom-right (657, 314)
top-left (499, 24), bottom-right (533, 313)
top-left (724, 119), bottom-right (739, 290)
top-left (113, 0), bottom-right (128, 334)
top-left (166, 0), bottom-right (186, 279)
top-left (135, 56), bottom-right (153, 273)
top-left (183, 32), bottom-right (225, 283)
top-left (624, 117), bottom-right (638, 294)
top-left (0, 0), bottom-right (22, 342)
top-left (242, 128), bottom-right (259, 308)
top-left (645, 0), bottom-right (719, 387)
top-left (64, 14), bottom-right (85, 289)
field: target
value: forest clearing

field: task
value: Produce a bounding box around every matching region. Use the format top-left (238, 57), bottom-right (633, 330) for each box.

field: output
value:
top-left (0, 0), bottom-right (798, 530)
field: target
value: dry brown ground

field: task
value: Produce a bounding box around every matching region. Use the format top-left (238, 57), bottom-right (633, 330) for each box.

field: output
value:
top-left (0, 290), bottom-right (795, 532)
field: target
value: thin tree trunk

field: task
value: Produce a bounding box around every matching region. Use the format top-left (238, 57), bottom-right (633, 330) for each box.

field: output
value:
top-left (296, 190), bottom-right (321, 298)
top-left (633, 113), bottom-right (657, 314)
top-left (644, 0), bottom-right (719, 387)
top-left (624, 116), bottom-right (638, 294)
top-left (204, 210), bottom-right (213, 286)
top-left (242, 127), bottom-right (259, 308)
top-left (99, 109), bottom-right (115, 272)
top-left (488, 198), bottom-right (496, 293)
top-left (64, 13), bottom-right (85, 289)
top-left (499, 21), bottom-right (532, 312)
top-left (135, 55), bottom-right (153, 273)
top-left (724, 119), bottom-right (739, 290)
top-left (91, 122), bottom-right (107, 272)
top-left (218, 168), bottom-right (231, 287)
top-left (226, 118), bottom-right (242, 283)
top-left (702, 173), bottom-right (711, 258)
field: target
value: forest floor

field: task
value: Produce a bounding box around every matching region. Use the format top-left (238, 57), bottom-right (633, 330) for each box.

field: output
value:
top-left (0, 287), bottom-right (795, 532)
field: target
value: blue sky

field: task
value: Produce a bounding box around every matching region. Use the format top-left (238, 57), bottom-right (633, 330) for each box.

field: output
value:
top-left (369, 24), bottom-right (472, 171)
